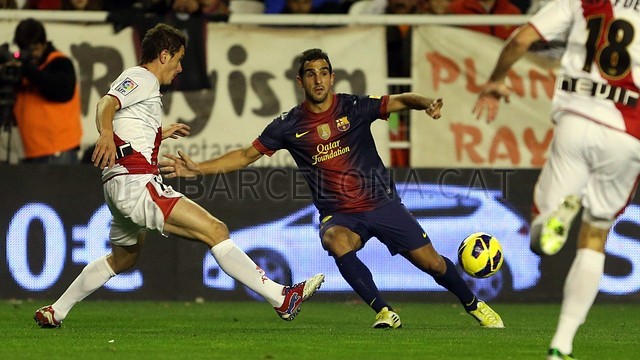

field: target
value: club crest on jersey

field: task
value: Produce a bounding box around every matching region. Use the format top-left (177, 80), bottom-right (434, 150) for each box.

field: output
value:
top-left (335, 117), bottom-right (350, 132)
top-left (317, 124), bottom-right (331, 140)
top-left (115, 77), bottom-right (139, 96)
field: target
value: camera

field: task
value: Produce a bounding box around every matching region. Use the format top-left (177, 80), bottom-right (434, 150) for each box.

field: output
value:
top-left (0, 43), bottom-right (21, 85)
top-left (0, 42), bottom-right (22, 130)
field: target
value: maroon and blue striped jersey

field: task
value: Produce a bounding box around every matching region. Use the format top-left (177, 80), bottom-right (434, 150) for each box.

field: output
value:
top-left (253, 93), bottom-right (396, 214)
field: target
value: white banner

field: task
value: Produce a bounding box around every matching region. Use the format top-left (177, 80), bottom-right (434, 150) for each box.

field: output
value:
top-left (0, 22), bottom-right (388, 165)
top-left (411, 25), bottom-right (560, 168)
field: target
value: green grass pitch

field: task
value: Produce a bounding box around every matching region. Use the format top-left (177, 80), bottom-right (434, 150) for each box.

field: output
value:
top-left (1, 300), bottom-right (638, 359)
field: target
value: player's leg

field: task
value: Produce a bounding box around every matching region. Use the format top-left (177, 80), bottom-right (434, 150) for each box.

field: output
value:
top-left (402, 244), bottom-right (503, 328)
top-left (531, 116), bottom-right (589, 256)
top-left (548, 120), bottom-right (640, 358)
top-left (34, 228), bottom-right (145, 328)
top-left (320, 215), bottom-right (400, 328)
top-left (369, 200), bottom-right (503, 328)
top-left (548, 220), bottom-right (608, 359)
top-left (164, 196), bottom-right (323, 320)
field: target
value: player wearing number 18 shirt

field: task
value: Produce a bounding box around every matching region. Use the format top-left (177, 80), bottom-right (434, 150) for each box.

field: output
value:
top-left (161, 48), bottom-right (505, 329)
top-left (473, 1), bottom-right (640, 358)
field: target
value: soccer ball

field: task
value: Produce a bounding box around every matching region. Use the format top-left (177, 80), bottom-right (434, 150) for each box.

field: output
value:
top-left (457, 232), bottom-right (504, 278)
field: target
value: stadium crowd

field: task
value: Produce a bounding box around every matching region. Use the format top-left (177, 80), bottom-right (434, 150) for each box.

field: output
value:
top-left (0, 0), bottom-right (540, 166)
top-left (2, 0), bottom-right (552, 15)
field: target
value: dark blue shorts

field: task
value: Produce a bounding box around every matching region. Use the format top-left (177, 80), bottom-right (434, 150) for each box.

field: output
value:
top-left (319, 200), bottom-right (431, 255)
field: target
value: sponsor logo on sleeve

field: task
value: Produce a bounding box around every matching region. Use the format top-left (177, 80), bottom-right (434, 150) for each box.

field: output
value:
top-left (115, 77), bottom-right (139, 96)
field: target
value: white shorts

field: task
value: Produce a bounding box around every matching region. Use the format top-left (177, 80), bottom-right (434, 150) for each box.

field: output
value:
top-left (104, 174), bottom-right (183, 246)
top-left (534, 112), bottom-right (640, 220)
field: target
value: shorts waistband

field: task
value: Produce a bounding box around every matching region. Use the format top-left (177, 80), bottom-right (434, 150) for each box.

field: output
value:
top-left (557, 75), bottom-right (639, 108)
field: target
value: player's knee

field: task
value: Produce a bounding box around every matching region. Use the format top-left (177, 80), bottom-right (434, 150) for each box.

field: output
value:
top-left (207, 218), bottom-right (230, 243)
top-left (322, 228), bottom-right (355, 256)
top-left (582, 208), bottom-right (614, 230)
top-left (109, 254), bottom-right (138, 274)
top-left (422, 256), bottom-right (446, 276)
top-left (406, 246), bottom-right (445, 275)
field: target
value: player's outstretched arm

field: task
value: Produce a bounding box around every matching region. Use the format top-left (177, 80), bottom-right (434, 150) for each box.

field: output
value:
top-left (160, 144), bottom-right (263, 178)
top-left (387, 93), bottom-right (443, 119)
top-left (473, 24), bottom-right (541, 123)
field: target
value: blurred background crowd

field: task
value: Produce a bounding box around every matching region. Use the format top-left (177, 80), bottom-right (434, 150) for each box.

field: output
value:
top-left (1, 0), bottom-right (551, 23)
top-left (0, 0), bottom-right (547, 166)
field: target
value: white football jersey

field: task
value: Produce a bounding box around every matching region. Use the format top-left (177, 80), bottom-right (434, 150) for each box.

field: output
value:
top-left (530, 0), bottom-right (640, 138)
top-left (102, 66), bottom-right (163, 180)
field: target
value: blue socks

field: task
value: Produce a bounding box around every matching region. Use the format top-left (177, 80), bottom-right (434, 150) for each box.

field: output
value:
top-left (335, 251), bottom-right (392, 313)
top-left (336, 252), bottom-right (478, 313)
top-left (433, 257), bottom-right (478, 312)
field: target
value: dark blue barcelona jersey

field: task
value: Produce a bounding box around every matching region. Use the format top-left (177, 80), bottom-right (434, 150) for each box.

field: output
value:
top-left (253, 93), bottom-right (396, 214)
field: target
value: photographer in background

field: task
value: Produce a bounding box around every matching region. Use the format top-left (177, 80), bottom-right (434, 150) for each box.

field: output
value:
top-left (13, 18), bottom-right (82, 164)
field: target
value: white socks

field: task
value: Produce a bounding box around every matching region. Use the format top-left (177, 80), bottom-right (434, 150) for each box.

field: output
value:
top-left (49, 240), bottom-right (286, 321)
top-left (210, 239), bottom-right (285, 307)
top-left (52, 255), bottom-right (116, 321)
top-left (550, 248), bottom-right (605, 354)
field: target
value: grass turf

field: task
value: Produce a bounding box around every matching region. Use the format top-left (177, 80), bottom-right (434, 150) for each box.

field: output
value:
top-left (1, 300), bottom-right (638, 359)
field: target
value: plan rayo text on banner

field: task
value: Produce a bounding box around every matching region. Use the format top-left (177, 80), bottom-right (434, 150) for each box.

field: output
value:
top-left (412, 26), bottom-right (560, 169)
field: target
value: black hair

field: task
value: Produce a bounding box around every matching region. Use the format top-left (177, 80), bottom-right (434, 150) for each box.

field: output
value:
top-left (297, 48), bottom-right (332, 78)
top-left (139, 23), bottom-right (186, 65)
top-left (13, 18), bottom-right (46, 50)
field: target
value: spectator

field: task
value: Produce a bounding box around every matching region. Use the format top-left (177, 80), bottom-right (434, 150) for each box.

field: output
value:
top-left (526, 0), bottom-right (549, 14)
top-left (264, 0), bottom-right (343, 13)
top-left (448, 0), bottom-right (521, 40)
top-left (12, 18), bottom-right (82, 164)
top-left (23, 0), bottom-right (60, 8)
top-left (346, 0), bottom-right (386, 14)
top-left (132, 0), bottom-right (211, 91)
top-left (282, 0), bottom-right (345, 13)
top-left (105, 0), bottom-right (169, 12)
top-left (509, 0), bottom-right (529, 14)
top-left (418, 0), bottom-right (450, 14)
top-left (199, 0), bottom-right (229, 16)
top-left (1, 0), bottom-right (18, 8)
top-left (61, 0), bottom-right (104, 10)
top-left (386, 0), bottom-right (417, 14)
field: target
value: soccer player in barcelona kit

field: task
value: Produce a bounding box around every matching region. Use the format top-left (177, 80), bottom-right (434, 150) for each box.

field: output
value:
top-left (161, 48), bottom-right (504, 329)
top-left (33, 24), bottom-right (324, 329)
top-left (473, 0), bottom-right (640, 359)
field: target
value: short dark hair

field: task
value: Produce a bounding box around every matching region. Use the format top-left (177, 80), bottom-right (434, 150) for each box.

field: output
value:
top-left (13, 18), bottom-right (46, 50)
top-left (298, 48), bottom-right (332, 78)
top-left (139, 23), bottom-right (186, 65)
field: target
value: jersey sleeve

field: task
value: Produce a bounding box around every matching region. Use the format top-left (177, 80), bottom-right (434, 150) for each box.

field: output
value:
top-left (107, 70), bottom-right (156, 110)
top-left (528, 0), bottom-right (574, 42)
top-left (254, 117), bottom-right (285, 156)
top-left (377, 95), bottom-right (390, 120)
top-left (355, 94), bottom-right (390, 123)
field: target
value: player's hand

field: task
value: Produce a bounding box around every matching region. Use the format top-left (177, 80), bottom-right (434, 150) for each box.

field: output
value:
top-left (160, 150), bottom-right (200, 178)
top-left (162, 123), bottom-right (190, 140)
top-left (91, 132), bottom-right (116, 169)
top-left (472, 82), bottom-right (511, 123)
top-left (426, 98), bottom-right (443, 119)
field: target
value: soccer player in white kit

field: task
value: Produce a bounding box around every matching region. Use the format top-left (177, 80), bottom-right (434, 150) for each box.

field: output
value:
top-left (33, 24), bottom-right (324, 329)
top-left (473, 1), bottom-right (640, 359)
